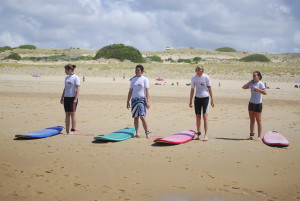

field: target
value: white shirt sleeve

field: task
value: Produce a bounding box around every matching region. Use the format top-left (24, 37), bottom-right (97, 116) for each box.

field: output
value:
top-left (206, 75), bottom-right (211, 87)
top-left (191, 77), bottom-right (195, 88)
top-left (75, 76), bottom-right (80, 86)
top-left (144, 77), bottom-right (149, 88)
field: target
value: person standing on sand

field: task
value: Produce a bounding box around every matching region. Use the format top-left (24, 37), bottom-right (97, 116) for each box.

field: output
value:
top-left (127, 65), bottom-right (151, 138)
top-left (242, 71), bottom-right (267, 141)
top-left (189, 65), bottom-right (214, 141)
top-left (60, 64), bottom-right (80, 134)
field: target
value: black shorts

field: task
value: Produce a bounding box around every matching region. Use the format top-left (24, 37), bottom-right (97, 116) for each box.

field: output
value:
top-left (194, 96), bottom-right (210, 115)
top-left (248, 102), bottom-right (262, 113)
top-left (64, 97), bottom-right (78, 112)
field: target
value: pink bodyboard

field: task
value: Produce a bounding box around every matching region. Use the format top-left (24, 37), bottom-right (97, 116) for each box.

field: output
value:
top-left (154, 130), bottom-right (196, 144)
top-left (263, 131), bottom-right (290, 147)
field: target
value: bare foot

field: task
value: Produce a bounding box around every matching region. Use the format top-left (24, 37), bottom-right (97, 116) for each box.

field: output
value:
top-left (194, 136), bottom-right (200, 140)
top-left (254, 137), bottom-right (262, 141)
top-left (146, 134), bottom-right (149, 139)
top-left (133, 135), bottom-right (140, 138)
top-left (202, 136), bottom-right (209, 141)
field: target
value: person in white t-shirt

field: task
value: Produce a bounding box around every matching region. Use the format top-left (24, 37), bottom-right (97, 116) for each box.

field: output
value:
top-left (127, 65), bottom-right (150, 138)
top-left (189, 65), bottom-right (214, 141)
top-left (60, 64), bottom-right (80, 134)
top-left (242, 71), bottom-right (267, 141)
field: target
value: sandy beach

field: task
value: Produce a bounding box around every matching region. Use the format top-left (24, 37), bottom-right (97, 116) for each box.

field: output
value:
top-left (0, 64), bottom-right (300, 201)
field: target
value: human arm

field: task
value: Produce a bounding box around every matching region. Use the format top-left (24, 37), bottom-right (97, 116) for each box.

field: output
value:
top-left (127, 88), bottom-right (133, 109)
top-left (208, 86), bottom-right (214, 107)
top-left (74, 86), bottom-right (80, 102)
top-left (145, 88), bottom-right (150, 109)
top-left (242, 80), bottom-right (253, 89)
top-left (189, 88), bottom-right (194, 108)
top-left (253, 86), bottom-right (267, 95)
top-left (60, 88), bottom-right (65, 104)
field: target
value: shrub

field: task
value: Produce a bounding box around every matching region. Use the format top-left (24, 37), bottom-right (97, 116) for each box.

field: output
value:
top-left (240, 54), bottom-right (271, 62)
top-left (193, 57), bottom-right (202, 64)
top-left (0, 46), bottom-right (13, 52)
top-left (4, 52), bottom-right (22, 60)
top-left (18, 45), bottom-right (37, 49)
top-left (178, 58), bottom-right (192, 63)
top-left (165, 58), bottom-right (175, 62)
top-left (147, 55), bottom-right (163, 62)
top-left (215, 47), bottom-right (237, 52)
top-left (94, 44), bottom-right (144, 63)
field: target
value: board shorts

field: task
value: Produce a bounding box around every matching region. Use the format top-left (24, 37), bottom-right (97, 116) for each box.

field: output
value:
top-left (131, 97), bottom-right (147, 118)
top-left (194, 96), bottom-right (210, 115)
top-left (64, 97), bottom-right (78, 112)
top-left (248, 102), bottom-right (262, 113)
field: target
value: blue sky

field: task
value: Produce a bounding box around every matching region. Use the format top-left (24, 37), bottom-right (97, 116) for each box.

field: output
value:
top-left (0, 0), bottom-right (299, 53)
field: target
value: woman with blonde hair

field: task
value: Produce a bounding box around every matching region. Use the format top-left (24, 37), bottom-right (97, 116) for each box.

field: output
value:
top-left (189, 65), bottom-right (214, 141)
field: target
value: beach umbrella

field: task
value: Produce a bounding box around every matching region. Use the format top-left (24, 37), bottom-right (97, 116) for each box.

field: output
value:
top-left (155, 78), bottom-right (165, 81)
top-left (295, 81), bottom-right (300, 83)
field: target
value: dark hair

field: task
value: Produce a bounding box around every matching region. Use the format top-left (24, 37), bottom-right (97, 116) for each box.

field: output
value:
top-left (65, 64), bottom-right (76, 71)
top-left (253, 71), bottom-right (262, 80)
top-left (136, 64), bottom-right (144, 73)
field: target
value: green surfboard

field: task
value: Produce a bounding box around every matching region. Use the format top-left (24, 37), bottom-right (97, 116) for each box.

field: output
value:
top-left (94, 128), bottom-right (135, 141)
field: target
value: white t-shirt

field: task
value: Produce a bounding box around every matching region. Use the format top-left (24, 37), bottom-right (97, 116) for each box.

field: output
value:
top-left (249, 81), bottom-right (265, 104)
top-left (191, 74), bottom-right (211, 98)
top-left (130, 76), bottom-right (149, 98)
top-left (64, 74), bottom-right (80, 97)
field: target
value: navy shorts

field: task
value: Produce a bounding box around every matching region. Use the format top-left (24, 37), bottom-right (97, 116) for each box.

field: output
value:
top-left (194, 97), bottom-right (210, 115)
top-left (248, 102), bottom-right (262, 113)
top-left (64, 97), bottom-right (78, 112)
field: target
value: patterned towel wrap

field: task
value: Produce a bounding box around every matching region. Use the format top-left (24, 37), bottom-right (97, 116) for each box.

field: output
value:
top-left (131, 97), bottom-right (147, 118)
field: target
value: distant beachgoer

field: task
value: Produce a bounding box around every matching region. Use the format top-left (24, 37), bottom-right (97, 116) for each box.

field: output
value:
top-left (83, 76), bottom-right (86, 82)
top-left (189, 65), bottom-right (214, 141)
top-left (294, 85), bottom-right (298, 88)
top-left (60, 64), bottom-right (80, 134)
top-left (113, 77), bottom-right (116, 81)
top-left (242, 71), bottom-right (267, 141)
top-left (123, 74), bottom-right (125, 80)
top-left (127, 65), bottom-right (150, 138)
top-left (171, 83), bottom-right (174, 86)
top-left (177, 82), bottom-right (179, 86)
top-left (219, 82), bottom-right (221, 87)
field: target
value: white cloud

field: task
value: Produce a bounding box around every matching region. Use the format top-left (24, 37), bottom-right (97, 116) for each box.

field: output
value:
top-left (0, 0), bottom-right (299, 53)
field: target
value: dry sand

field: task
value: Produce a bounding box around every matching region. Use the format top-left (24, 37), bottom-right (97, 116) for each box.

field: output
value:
top-left (0, 70), bottom-right (300, 201)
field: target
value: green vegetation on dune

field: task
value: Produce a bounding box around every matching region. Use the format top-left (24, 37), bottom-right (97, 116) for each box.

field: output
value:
top-left (23, 55), bottom-right (94, 62)
top-left (4, 52), bottom-right (22, 60)
top-left (18, 45), bottom-right (37, 49)
top-left (94, 44), bottom-right (144, 63)
top-left (0, 46), bottom-right (13, 52)
top-left (240, 54), bottom-right (271, 62)
top-left (147, 55), bottom-right (163, 62)
top-left (215, 47), bottom-right (237, 52)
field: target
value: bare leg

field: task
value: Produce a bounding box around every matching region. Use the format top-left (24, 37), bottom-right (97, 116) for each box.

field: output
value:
top-left (65, 112), bottom-right (71, 134)
top-left (140, 117), bottom-right (149, 138)
top-left (195, 115), bottom-right (201, 140)
top-left (249, 111), bottom-right (255, 140)
top-left (203, 114), bottom-right (208, 141)
top-left (70, 112), bottom-right (76, 134)
top-left (255, 112), bottom-right (262, 141)
top-left (134, 117), bottom-right (139, 137)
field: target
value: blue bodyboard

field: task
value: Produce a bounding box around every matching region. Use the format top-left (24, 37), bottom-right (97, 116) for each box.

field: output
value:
top-left (15, 126), bottom-right (64, 139)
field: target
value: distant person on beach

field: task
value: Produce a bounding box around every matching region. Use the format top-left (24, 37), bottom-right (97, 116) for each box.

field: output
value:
top-left (127, 65), bottom-right (151, 138)
top-left (123, 74), bottom-right (125, 80)
top-left (242, 71), bottom-right (267, 141)
top-left (60, 64), bottom-right (80, 134)
top-left (83, 76), bottom-right (86, 82)
top-left (177, 82), bottom-right (179, 86)
top-left (219, 82), bottom-right (221, 87)
top-left (189, 65), bottom-right (214, 141)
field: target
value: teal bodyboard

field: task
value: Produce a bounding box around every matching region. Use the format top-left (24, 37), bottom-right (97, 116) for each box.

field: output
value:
top-left (94, 128), bottom-right (135, 141)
